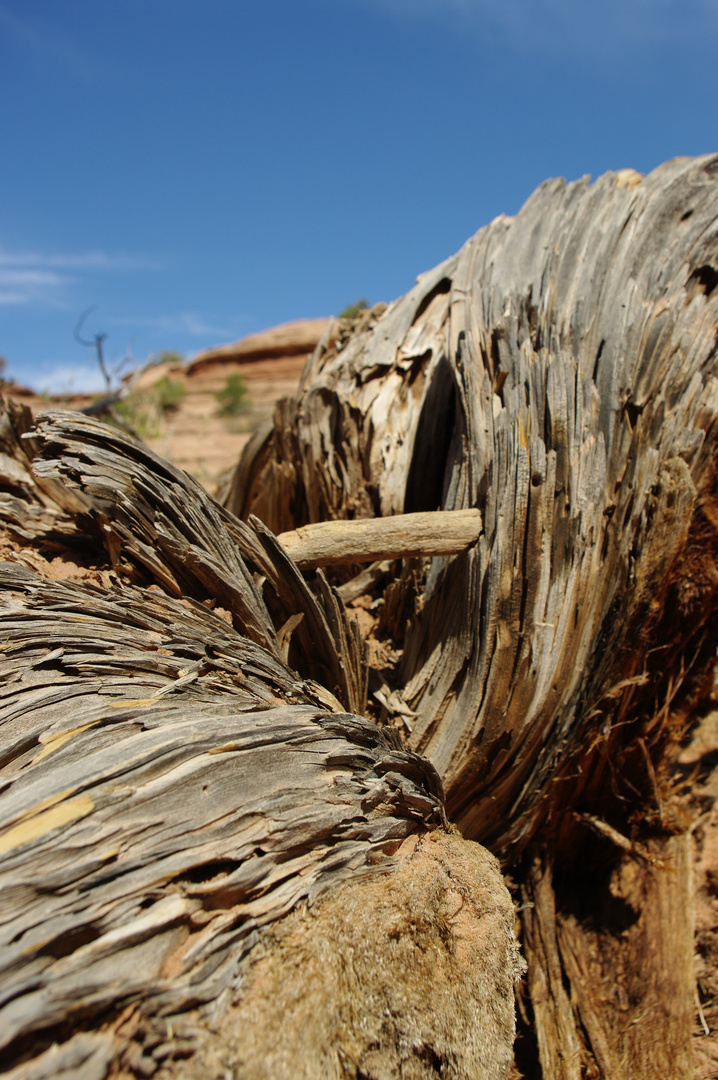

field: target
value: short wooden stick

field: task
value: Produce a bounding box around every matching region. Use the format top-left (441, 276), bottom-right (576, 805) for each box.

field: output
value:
top-left (276, 509), bottom-right (482, 569)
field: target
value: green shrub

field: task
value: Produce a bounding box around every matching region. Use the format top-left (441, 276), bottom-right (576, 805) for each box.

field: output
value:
top-left (111, 377), bottom-right (185, 438)
top-left (215, 372), bottom-right (249, 417)
top-left (339, 298), bottom-right (370, 319)
top-left (154, 376), bottom-right (186, 412)
top-left (155, 350), bottom-right (184, 367)
top-left (114, 395), bottom-right (161, 439)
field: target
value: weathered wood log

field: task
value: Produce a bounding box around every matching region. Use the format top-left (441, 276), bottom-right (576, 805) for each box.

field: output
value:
top-left (4, 154), bottom-right (718, 1078)
top-left (0, 409), bottom-right (523, 1079)
top-left (28, 411), bottom-right (368, 715)
top-left (0, 398), bottom-right (84, 544)
top-left (276, 508), bottom-right (482, 568)
top-left (229, 157), bottom-right (718, 845)
top-left (225, 155), bottom-right (718, 1077)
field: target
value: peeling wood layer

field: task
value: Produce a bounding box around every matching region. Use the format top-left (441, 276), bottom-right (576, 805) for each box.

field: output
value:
top-left (0, 562), bottom-right (454, 1075)
top-left (230, 154), bottom-right (718, 857)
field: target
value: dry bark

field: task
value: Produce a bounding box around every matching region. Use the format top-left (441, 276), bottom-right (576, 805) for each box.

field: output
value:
top-left (226, 155), bottom-right (718, 1077)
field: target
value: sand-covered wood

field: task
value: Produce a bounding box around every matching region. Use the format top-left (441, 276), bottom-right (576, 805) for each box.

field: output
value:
top-left (160, 831), bottom-right (523, 1080)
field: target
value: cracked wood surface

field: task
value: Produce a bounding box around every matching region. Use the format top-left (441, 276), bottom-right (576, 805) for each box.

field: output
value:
top-left (226, 155), bottom-right (718, 1079)
top-left (0, 566), bottom-right (467, 1077)
top-left (230, 155), bottom-right (718, 855)
top-left (29, 412), bottom-right (367, 716)
top-left (0, 411), bottom-right (520, 1079)
top-left (3, 154), bottom-right (718, 1079)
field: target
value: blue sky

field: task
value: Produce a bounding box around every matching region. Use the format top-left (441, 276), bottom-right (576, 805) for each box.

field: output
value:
top-left (1, 0), bottom-right (717, 393)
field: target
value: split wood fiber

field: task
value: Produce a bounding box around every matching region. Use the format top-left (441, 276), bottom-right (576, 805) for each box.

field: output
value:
top-left (0, 407), bottom-right (522, 1079)
top-left (229, 155), bottom-right (718, 851)
top-left (225, 155), bottom-right (718, 1078)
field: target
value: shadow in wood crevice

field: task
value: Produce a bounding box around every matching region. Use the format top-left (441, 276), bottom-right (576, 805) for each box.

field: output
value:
top-left (410, 275), bottom-right (451, 327)
top-left (403, 353), bottom-right (458, 515)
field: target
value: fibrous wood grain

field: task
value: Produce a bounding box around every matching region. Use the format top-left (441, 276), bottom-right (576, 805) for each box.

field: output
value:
top-left (227, 155), bottom-right (718, 1078)
top-left (231, 155), bottom-right (718, 850)
top-left (521, 835), bottom-right (695, 1080)
top-left (0, 398), bottom-right (81, 543)
top-left (29, 411), bottom-right (367, 714)
top-left (0, 408), bottom-right (522, 1078)
top-left (3, 154), bottom-right (718, 1080)
top-left (0, 558), bottom-right (521, 1078)
top-left (521, 855), bottom-right (582, 1080)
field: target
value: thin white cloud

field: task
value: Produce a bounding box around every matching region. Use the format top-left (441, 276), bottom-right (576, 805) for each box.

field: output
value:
top-left (0, 267), bottom-right (72, 308)
top-left (0, 247), bottom-right (160, 307)
top-left (0, 2), bottom-right (101, 84)
top-left (368, 0), bottom-right (718, 58)
top-left (0, 249), bottom-right (161, 271)
top-left (108, 312), bottom-right (236, 339)
top-left (30, 361), bottom-right (109, 396)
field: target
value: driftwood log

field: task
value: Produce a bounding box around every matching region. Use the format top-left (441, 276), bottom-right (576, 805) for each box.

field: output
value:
top-left (222, 155), bottom-right (718, 1077)
top-left (276, 508), bottom-right (482, 568)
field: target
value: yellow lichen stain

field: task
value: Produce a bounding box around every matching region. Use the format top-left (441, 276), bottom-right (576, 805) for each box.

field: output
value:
top-left (5, 786), bottom-right (77, 824)
top-left (615, 168), bottom-right (643, 190)
top-left (109, 698), bottom-right (159, 709)
top-left (0, 793), bottom-right (95, 855)
top-left (32, 721), bottom-right (100, 763)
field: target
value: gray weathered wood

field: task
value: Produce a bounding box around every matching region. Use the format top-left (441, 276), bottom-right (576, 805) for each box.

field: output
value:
top-left (225, 155), bottom-right (718, 1078)
top-left (229, 155), bottom-right (718, 852)
top-left (0, 409), bottom-right (521, 1078)
top-left (276, 508), bottom-right (482, 568)
top-left (0, 562), bottom-right (517, 1077)
top-left (4, 154), bottom-right (718, 1079)
top-left (28, 412), bottom-right (367, 715)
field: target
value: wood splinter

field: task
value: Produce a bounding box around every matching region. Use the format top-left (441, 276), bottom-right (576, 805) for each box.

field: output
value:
top-left (276, 509), bottom-right (483, 569)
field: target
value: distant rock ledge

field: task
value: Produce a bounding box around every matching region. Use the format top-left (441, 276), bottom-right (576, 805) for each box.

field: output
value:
top-left (187, 318), bottom-right (331, 374)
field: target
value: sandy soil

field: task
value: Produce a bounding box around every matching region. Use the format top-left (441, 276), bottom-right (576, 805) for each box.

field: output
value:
top-left (141, 353), bottom-right (308, 491)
